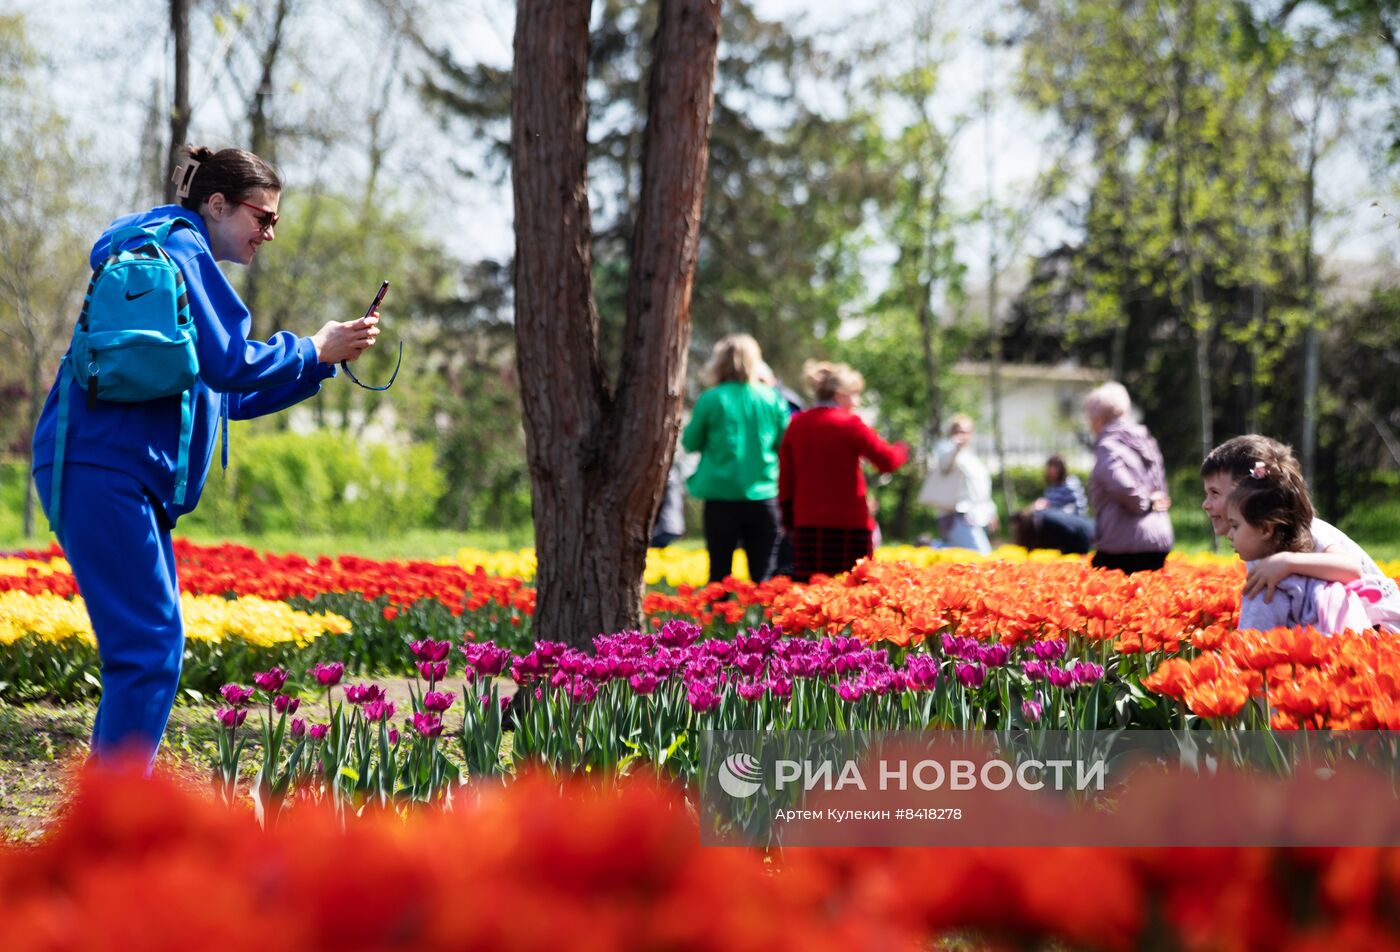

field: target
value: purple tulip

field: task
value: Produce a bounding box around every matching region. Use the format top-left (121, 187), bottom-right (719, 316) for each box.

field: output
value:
top-left (559, 650), bottom-right (590, 676)
top-left (658, 619), bottom-right (702, 648)
top-left (1069, 661), bottom-right (1105, 685)
top-left (954, 662), bottom-right (987, 690)
top-left (273, 694), bottom-right (300, 715)
top-left (466, 643), bottom-right (512, 677)
top-left (704, 641), bottom-right (737, 664)
top-left (1046, 665), bottom-right (1075, 689)
top-left (290, 717), bottom-right (307, 739)
top-left (629, 672), bottom-right (661, 695)
top-left (309, 723), bottom-right (330, 741)
top-left (388, 728), bottom-right (399, 745)
top-left (1030, 639), bottom-right (1069, 662)
top-left (834, 652), bottom-right (866, 675)
top-left (252, 667), bottom-right (288, 693)
top-left (941, 633), bottom-right (978, 659)
top-left (735, 634), bottom-right (773, 655)
top-left (410, 638), bottom-right (452, 663)
top-left (686, 656), bottom-right (723, 680)
top-left (736, 681), bottom-right (765, 702)
top-left (1021, 698), bottom-right (1044, 723)
top-left (569, 679), bottom-right (598, 705)
top-left (735, 653), bottom-right (767, 678)
top-left (215, 707), bottom-right (248, 728)
top-left (783, 655), bottom-right (820, 679)
top-left (423, 690), bottom-right (456, 712)
top-left (977, 644), bottom-right (1012, 668)
top-left (309, 661), bottom-right (345, 687)
top-left (767, 677), bottom-right (793, 700)
top-left (417, 660), bottom-right (449, 683)
top-left (363, 699), bottom-right (396, 722)
top-left (686, 682), bottom-right (721, 712)
top-left (345, 683), bottom-right (385, 705)
top-left (412, 711), bottom-right (444, 738)
top-left (905, 656), bottom-right (939, 691)
top-left (1022, 660), bottom-right (1049, 682)
top-left (836, 681), bottom-right (866, 703)
top-left (220, 684), bottom-right (255, 707)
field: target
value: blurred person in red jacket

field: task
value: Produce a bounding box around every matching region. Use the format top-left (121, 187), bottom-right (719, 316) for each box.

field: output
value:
top-left (778, 361), bottom-right (908, 582)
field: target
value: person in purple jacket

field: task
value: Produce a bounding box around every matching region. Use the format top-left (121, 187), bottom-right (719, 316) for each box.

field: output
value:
top-left (30, 145), bottom-right (379, 767)
top-left (1082, 382), bottom-right (1174, 574)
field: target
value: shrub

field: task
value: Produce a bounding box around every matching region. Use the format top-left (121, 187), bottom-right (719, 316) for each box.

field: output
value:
top-left (183, 429), bottom-right (444, 537)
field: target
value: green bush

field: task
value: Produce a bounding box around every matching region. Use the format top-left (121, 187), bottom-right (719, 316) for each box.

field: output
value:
top-left (183, 428), bottom-right (444, 537)
top-left (1339, 500), bottom-right (1400, 548)
top-left (0, 459), bottom-right (27, 541)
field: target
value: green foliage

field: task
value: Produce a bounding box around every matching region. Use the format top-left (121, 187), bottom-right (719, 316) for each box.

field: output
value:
top-left (1339, 499), bottom-right (1400, 548)
top-left (182, 428), bottom-right (444, 537)
top-left (1010, 0), bottom-right (1389, 488)
top-left (0, 459), bottom-right (26, 542)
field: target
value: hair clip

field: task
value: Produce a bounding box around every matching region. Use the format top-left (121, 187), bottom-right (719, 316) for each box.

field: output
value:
top-left (1249, 460), bottom-right (1268, 480)
top-left (172, 159), bottom-right (201, 200)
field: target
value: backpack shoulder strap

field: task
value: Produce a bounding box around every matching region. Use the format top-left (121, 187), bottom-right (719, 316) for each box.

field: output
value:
top-left (152, 217), bottom-right (195, 246)
top-left (105, 225), bottom-right (156, 259)
top-left (46, 360), bottom-right (72, 533)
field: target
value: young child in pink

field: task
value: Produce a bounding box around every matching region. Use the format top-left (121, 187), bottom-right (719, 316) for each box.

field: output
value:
top-left (1226, 478), bottom-right (1376, 634)
top-left (1202, 435), bottom-right (1400, 633)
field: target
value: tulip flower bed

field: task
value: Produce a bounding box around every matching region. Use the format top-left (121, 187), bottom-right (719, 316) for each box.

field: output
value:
top-left (7, 766), bottom-right (1400, 952)
top-left (0, 590), bottom-right (349, 701)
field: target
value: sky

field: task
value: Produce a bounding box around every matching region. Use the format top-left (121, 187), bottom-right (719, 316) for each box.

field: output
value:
top-left (12, 0), bottom-right (1399, 305)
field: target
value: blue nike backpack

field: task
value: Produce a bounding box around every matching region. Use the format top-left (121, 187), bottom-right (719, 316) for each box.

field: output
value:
top-left (45, 219), bottom-right (201, 531)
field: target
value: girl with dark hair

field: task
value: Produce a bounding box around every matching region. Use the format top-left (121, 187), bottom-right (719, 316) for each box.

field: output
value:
top-left (1201, 434), bottom-right (1400, 631)
top-left (1226, 477), bottom-right (1376, 634)
top-left (30, 145), bottom-right (380, 767)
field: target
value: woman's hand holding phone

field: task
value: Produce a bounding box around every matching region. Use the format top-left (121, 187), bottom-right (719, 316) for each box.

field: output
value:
top-left (312, 280), bottom-right (388, 365)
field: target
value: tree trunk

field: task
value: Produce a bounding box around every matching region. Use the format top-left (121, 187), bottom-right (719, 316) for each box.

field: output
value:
top-left (23, 346), bottom-right (41, 538)
top-left (163, 0), bottom-right (191, 204)
top-left (513, 0), bottom-right (721, 646)
top-left (244, 0), bottom-right (292, 340)
top-left (1298, 105), bottom-right (1321, 487)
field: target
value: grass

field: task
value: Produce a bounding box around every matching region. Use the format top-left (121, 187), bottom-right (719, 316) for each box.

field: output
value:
top-left (0, 701), bottom-right (228, 843)
top-left (0, 527), bottom-right (536, 560)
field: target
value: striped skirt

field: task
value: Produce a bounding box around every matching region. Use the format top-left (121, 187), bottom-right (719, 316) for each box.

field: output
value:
top-left (790, 525), bottom-right (873, 583)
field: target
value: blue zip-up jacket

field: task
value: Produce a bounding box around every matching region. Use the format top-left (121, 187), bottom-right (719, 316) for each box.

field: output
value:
top-left (32, 205), bottom-right (337, 524)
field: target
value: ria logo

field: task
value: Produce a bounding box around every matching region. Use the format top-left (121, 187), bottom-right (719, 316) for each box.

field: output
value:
top-left (717, 752), bottom-right (764, 799)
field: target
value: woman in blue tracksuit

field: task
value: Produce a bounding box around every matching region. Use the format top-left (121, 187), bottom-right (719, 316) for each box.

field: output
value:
top-left (31, 145), bottom-right (380, 767)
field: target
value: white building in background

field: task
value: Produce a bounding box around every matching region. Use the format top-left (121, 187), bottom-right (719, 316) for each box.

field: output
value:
top-left (950, 361), bottom-right (1109, 474)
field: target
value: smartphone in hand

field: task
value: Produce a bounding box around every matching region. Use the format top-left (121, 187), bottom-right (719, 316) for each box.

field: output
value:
top-left (365, 280), bottom-right (389, 320)
top-left (343, 280), bottom-right (402, 391)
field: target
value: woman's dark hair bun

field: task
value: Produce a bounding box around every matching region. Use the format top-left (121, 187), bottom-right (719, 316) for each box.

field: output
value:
top-left (174, 145), bottom-right (282, 212)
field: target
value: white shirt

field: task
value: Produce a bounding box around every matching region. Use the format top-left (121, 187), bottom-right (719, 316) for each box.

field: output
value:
top-left (1311, 518), bottom-right (1400, 632)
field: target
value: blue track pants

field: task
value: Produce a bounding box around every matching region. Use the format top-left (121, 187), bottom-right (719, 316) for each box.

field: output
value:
top-left (36, 463), bottom-right (184, 767)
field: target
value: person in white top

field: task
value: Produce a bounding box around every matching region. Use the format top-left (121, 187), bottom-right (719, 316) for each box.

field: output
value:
top-left (919, 414), bottom-right (998, 555)
top-left (1201, 434), bottom-right (1400, 632)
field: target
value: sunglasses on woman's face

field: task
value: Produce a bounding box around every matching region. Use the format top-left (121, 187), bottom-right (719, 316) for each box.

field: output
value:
top-left (237, 200), bottom-right (281, 233)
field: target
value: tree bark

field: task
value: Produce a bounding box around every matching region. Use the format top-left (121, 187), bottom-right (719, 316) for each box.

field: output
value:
top-left (513, 0), bottom-right (721, 646)
top-left (1298, 96), bottom-right (1322, 487)
top-left (244, 0), bottom-right (292, 340)
top-left (23, 340), bottom-right (40, 538)
top-left (163, 0), bottom-right (191, 205)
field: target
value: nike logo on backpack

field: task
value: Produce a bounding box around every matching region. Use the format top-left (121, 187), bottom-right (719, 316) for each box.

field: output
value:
top-left (125, 289), bottom-right (155, 301)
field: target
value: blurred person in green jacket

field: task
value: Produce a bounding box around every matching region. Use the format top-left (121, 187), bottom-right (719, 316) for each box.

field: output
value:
top-left (682, 334), bottom-right (790, 583)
